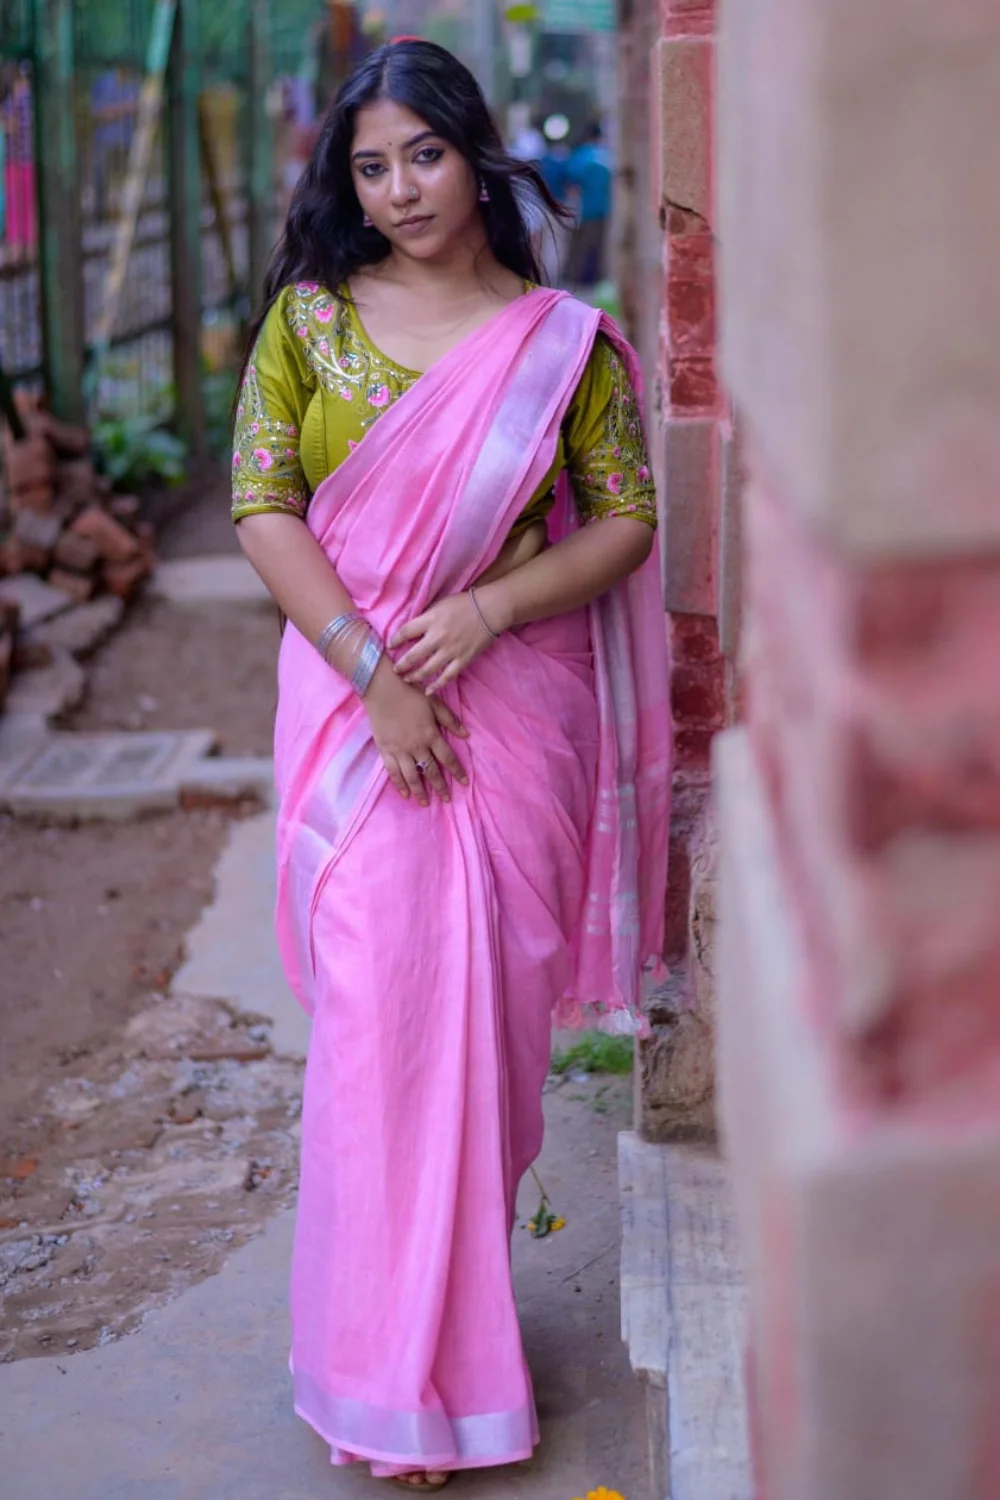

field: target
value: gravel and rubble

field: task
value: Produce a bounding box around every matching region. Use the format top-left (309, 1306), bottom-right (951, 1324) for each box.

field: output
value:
top-left (0, 503), bottom-right (287, 1363)
top-left (0, 990), bottom-right (303, 1363)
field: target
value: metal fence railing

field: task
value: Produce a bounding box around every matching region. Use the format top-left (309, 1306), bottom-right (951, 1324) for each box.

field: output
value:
top-left (0, 0), bottom-right (336, 451)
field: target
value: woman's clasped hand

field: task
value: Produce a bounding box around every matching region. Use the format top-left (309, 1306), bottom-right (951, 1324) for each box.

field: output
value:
top-left (363, 657), bottom-right (470, 806)
top-left (390, 588), bottom-right (501, 694)
top-left (358, 589), bottom-right (505, 807)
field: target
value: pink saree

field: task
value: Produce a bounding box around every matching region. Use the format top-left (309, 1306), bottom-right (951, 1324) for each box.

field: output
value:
top-left (273, 287), bottom-right (671, 1473)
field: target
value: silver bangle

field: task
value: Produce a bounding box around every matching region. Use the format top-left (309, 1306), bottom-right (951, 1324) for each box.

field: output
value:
top-left (469, 586), bottom-right (500, 641)
top-left (351, 630), bottom-right (384, 697)
top-left (317, 611), bottom-right (363, 661)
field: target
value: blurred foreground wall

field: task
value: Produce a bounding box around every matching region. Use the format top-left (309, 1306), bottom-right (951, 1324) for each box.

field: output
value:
top-left (716, 1), bottom-right (1000, 1495)
top-left (621, 0), bottom-right (1000, 1494)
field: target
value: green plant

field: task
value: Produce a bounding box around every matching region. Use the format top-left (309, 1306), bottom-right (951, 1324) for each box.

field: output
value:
top-left (550, 1033), bottom-right (634, 1077)
top-left (583, 281), bottom-right (622, 321)
top-left (525, 1167), bottom-right (565, 1239)
top-left (93, 413), bottom-right (188, 490)
top-left (202, 367), bottom-right (238, 458)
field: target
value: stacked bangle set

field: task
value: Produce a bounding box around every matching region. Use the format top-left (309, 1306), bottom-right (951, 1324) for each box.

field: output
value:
top-left (317, 591), bottom-right (502, 697)
top-left (316, 611), bottom-right (384, 697)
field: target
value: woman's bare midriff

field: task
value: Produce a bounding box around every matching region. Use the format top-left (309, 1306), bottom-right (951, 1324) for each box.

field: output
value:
top-left (472, 520), bottom-right (548, 587)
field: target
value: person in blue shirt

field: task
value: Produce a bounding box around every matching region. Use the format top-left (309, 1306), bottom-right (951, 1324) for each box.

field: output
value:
top-left (565, 121), bottom-right (613, 289)
top-left (537, 140), bottom-right (570, 204)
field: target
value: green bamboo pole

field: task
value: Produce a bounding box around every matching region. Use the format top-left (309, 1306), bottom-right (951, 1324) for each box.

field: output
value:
top-left (32, 0), bottom-right (85, 423)
top-left (168, 0), bottom-right (205, 453)
top-left (88, 0), bottom-right (178, 408)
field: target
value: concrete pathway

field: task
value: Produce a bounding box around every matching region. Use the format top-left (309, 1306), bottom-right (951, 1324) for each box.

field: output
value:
top-left (0, 803), bottom-right (648, 1500)
top-left (151, 555), bottom-right (273, 610)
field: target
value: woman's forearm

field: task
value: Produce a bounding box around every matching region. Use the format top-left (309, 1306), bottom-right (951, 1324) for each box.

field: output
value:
top-left (238, 511), bottom-right (559, 646)
top-left (474, 516), bottom-right (655, 632)
top-left (236, 512), bottom-right (356, 648)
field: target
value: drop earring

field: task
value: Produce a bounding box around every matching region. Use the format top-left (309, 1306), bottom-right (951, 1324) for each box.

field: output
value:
top-left (479, 181), bottom-right (490, 203)
top-left (363, 213), bottom-right (373, 227)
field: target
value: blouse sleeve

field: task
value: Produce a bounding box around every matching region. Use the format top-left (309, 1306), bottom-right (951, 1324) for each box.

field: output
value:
top-left (563, 334), bottom-right (657, 528)
top-left (231, 290), bottom-right (316, 523)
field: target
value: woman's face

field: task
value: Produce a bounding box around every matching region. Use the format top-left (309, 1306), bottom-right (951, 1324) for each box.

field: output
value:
top-left (351, 97), bottom-right (480, 260)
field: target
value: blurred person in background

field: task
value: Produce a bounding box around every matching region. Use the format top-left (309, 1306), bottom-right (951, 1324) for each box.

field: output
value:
top-left (90, 70), bottom-right (139, 221)
top-left (1, 64), bottom-right (36, 258)
top-left (508, 115), bottom-right (546, 165)
top-left (536, 114), bottom-right (572, 284)
top-left (565, 120), bottom-right (612, 291)
top-left (233, 38), bottom-right (669, 1488)
top-left (537, 123), bottom-right (570, 206)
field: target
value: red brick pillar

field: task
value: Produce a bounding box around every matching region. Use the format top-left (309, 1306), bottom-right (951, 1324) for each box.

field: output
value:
top-left (633, 0), bottom-right (730, 1141)
top-left (716, 2), bottom-right (1000, 1494)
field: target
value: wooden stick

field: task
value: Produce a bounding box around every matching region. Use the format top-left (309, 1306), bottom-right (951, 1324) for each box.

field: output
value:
top-left (88, 0), bottom-right (179, 371)
top-left (198, 95), bottom-right (238, 304)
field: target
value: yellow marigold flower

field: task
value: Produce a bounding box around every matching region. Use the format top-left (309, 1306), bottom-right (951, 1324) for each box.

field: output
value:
top-left (587, 1490), bottom-right (626, 1500)
top-left (551, 1217), bottom-right (566, 1231)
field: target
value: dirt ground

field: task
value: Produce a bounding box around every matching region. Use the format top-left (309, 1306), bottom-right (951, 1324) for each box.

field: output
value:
top-left (68, 472), bottom-right (280, 754)
top-left (0, 985), bottom-right (303, 1362)
top-left (68, 596), bottom-right (280, 756)
top-left (0, 486), bottom-right (288, 1362)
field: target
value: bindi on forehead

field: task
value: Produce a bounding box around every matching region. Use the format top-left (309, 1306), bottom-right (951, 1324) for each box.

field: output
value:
top-left (351, 126), bottom-right (440, 162)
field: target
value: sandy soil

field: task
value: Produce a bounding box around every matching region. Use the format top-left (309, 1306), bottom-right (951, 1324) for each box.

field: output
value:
top-left (0, 809), bottom-right (233, 1161)
top-left (67, 596), bottom-right (281, 757)
top-left (0, 491), bottom-right (288, 1361)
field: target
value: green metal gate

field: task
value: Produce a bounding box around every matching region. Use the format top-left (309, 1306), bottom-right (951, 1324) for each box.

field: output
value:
top-left (0, 0), bottom-right (330, 448)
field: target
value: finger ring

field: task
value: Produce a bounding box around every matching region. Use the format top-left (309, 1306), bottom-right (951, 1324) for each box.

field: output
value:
top-left (415, 758), bottom-right (432, 772)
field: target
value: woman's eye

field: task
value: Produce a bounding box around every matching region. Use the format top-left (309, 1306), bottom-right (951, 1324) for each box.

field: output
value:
top-left (360, 163), bottom-right (385, 179)
top-left (415, 147), bottom-right (443, 165)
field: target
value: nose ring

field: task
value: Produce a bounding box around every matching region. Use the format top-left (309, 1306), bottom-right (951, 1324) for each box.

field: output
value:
top-left (408, 186), bottom-right (418, 201)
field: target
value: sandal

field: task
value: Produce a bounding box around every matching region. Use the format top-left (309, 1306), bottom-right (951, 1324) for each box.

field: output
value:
top-left (388, 1475), bottom-right (451, 1492)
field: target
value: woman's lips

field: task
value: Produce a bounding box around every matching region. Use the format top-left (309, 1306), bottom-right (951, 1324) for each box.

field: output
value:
top-left (395, 215), bottom-right (434, 235)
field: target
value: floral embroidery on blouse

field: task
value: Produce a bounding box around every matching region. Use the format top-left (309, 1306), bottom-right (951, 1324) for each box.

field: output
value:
top-left (283, 281), bottom-right (419, 432)
top-left (231, 358), bottom-right (310, 519)
top-left (566, 345), bottom-right (657, 527)
top-left (232, 284), bottom-right (657, 530)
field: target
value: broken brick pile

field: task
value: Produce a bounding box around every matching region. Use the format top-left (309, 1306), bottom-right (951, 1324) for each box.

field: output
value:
top-left (0, 394), bottom-right (157, 708)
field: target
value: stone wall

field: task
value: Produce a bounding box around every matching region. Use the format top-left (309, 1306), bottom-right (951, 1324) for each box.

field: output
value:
top-left (618, 0), bottom-right (733, 1141)
top-left (716, 1), bottom-right (1000, 1494)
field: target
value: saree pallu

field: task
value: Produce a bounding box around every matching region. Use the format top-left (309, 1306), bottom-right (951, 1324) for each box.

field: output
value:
top-left (274, 288), bottom-right (672, 1474)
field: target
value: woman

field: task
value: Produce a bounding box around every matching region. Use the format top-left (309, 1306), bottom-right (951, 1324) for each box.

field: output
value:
top-left (233, 39), bottom-right (671, 1488)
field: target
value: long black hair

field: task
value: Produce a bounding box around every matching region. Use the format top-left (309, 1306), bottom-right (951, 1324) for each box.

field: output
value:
top-left (242, 40), bottom-right (568, 365)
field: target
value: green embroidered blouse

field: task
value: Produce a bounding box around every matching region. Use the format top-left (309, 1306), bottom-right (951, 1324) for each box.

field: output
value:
top-left (231, 282), bottom-right (657, 536)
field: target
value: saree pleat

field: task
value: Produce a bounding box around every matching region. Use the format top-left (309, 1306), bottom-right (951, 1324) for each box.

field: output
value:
top-left (292, 615), bottom-right (599, 1470)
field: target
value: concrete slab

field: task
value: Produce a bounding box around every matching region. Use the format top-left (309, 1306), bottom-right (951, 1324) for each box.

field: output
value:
top-left (3, 649), bottom-right (86, 727)
top-left (619, 1133), bottom-right (751, 1500)
top-left (0, 1211), bottom-right (331, 1500)
top-left (0, 729), bottom-right (219, 820)
top-left (171, 807), bottom-right (308, 1060)
top-left (0, 574), bottom-right (73, 629)
top-left (21, 596), bottom-right (124, 659)
top-left (620, 1132), bottom-right (670, 1386)
top-left (151, 555), bottom-right (273, 610)
top-left (0, 712), bottom-right (47, 768)
top-left (179, 755), bottom-right (276, 807)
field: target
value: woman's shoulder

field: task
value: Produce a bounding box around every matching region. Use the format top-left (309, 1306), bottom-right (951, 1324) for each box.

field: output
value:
top-left (572, 323), bottom-right (635, 401)
top-left (560, 319), bottom-right (645, 453)
top-left (253, 282), bottom-right (353, 391)
top-left (266, 281), bottom-right (348, 342)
